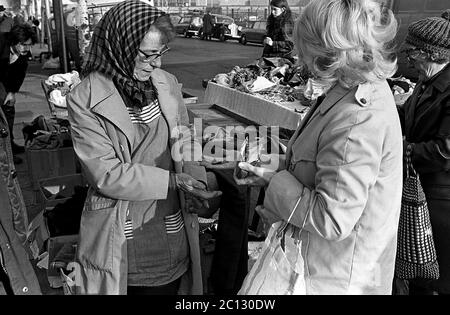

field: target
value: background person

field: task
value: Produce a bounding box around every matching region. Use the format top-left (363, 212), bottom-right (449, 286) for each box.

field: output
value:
top-left (398, 10), bottom-right (450, 296)
top-left (237, 0), bottom-right (403, 295)
top-left (67, 0), bottom-right (220, 295)
top-left (0, 24), bottom-right (37, 164)
top-left (0, 5), bottom-right (13, 34)
top-left (263, 0), bottom-right (294, 62)
top-left (202, 9), bottom-right (214, 41)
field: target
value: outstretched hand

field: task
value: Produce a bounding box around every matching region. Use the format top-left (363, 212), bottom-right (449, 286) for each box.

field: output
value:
top-left (175, 173), bottom-right (222, 209)
top-left (234, 154), bottom-right (279, 186)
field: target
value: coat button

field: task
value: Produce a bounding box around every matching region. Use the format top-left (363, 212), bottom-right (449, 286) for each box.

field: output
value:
top-left (22, 287), bottom-right (29, 293)
top-left (0, 128), bottom-right (8, 138)
top-left (360, 98), bottom-right (367, 104)
top-left (5, 243), bottom-right (10, 249)
top-left (10, 170), bottom-right (17, 179)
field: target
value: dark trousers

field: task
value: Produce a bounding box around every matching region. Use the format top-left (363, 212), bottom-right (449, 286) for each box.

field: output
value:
top-left (0, 104), bottom-right (15, 141)
top-left (210, 169), bottom-right (249, 295)
top-left (127, 277), bottom-right (181, 295)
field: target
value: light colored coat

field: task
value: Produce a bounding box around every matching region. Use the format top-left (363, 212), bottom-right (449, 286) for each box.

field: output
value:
top-left (66, 69), bottom-right (204, 295)
top-left (264, 80), bottom-right (403, 295)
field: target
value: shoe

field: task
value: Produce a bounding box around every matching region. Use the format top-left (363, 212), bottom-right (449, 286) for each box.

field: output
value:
top-left (13, 155), bottom-right (23, 165)
top-left (11, 142), bottom-right (25, 154)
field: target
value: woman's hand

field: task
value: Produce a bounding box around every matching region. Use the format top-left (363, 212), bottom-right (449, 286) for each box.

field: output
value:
top-left (175, 173), bottom-right (222, 207)
top-left (234, 161), bottom-right (276, 186)
top-left (234, 153), bottom-right (280, 186)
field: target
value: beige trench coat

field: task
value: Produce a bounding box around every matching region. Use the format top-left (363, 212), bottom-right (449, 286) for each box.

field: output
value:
top-left (264, 80), bottom-right (403, 294)
top-left (66, 69), bottom-right (204, 295)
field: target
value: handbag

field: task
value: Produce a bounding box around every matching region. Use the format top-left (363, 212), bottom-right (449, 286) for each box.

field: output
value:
top-left (238, 198), bottom-right (307, 295)
top-left (395, 144), bottom-right (439, 280)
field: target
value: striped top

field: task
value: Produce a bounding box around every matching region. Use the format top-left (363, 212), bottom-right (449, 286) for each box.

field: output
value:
top-left (127, 99), bottom-right (162, 124)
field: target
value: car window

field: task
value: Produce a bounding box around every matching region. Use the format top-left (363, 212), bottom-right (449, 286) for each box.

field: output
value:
top-left (192, 16), bottom-right (202, 27)
top-left (180, 16), bottom-right (191, 24)
top-left (254, 22), bottom-right (266, 29)
top-left (216, 17), bottom-right (233, 24)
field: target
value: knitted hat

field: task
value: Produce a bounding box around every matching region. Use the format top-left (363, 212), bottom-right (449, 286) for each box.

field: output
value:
top-left (404, 10), bottom-right (450, 61)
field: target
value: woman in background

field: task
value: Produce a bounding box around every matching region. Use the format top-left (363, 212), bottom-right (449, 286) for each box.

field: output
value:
top-left (262, 0), bottom-right (295, 62)
top-left (398, 10), bottom-right (450, 295)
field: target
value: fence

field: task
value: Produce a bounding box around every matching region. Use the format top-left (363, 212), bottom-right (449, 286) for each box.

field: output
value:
top-left (163, 6), bottom-right (303, 22)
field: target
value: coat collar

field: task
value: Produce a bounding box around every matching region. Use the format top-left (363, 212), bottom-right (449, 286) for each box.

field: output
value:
top-left (86, 70), bottom-right (175, 147)
top-left (319, 81), bottom-right (373, 115)
top-left (430, 63), bottom-right (450, 93)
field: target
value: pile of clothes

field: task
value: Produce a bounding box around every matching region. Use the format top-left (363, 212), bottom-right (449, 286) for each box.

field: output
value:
top-left (212, 57), bottom-right (311, 104)
top-left (44, 71), bottom-right (81, 108)
top-left (22, 115), bottom-right (72, 150)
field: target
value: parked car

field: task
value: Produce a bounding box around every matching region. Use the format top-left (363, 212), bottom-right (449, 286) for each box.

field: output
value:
top-left (200, 14), bottom-right (235, 41)
top-left (174, 14), bottom-right (201, 38)
top-left (169, 13), bottom-right (183, 28)
top-left (222, 21), bottom-right (246, 42)
top-left (239, 21), bottom-right (267, 45)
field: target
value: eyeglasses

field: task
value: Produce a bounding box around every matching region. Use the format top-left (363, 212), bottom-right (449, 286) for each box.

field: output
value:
top-left (406, 50), bottom-right (425, 63)
top-left (138, 45), bottom-right (170, 62)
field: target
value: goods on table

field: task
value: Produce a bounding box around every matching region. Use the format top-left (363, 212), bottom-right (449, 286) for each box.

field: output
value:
top-left (211, 57), bottom-right (313, 105)
top-left (44, 71), bottom-right (81, 108)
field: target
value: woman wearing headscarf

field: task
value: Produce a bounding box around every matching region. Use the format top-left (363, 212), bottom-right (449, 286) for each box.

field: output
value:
top-left (66, 0), bottom-right (221, 295)
top-left (398, 10), bottom-right (450, 295)
top-left (237, 0), bottom-right (403, 294)
top-left (262, 0), bottom-right (295, 62)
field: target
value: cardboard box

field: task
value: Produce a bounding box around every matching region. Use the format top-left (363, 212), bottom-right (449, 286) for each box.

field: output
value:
top-left (46, 235), bottom-right (78, 289)
top-left (39, 174), bottom-right (87, 211)
top-left (26, 146), bottom-right (79, 190)
top-left (38, 174), bottom-right (87, 238)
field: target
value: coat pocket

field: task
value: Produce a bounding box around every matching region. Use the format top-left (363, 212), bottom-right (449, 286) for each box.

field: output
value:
top-left (77, 203), bottom-right (118, 271)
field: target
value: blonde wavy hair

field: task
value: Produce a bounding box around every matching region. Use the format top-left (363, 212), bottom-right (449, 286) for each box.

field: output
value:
top-left (294, 0), bottom-right (398, 88)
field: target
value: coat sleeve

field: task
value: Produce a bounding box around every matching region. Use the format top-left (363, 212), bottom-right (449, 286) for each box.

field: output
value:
top-left (397, 104), bottom-right (406, 133)
top-left (170, 73), bottom-right (208, 186)
top-left (410, 96), bottom-right (450, 173)
top-left (264, 109), bottom-right (383, 241)
top-left (4, 57), bottom-right (28, 93)
top-left (66, 84), bottom-right (170, 201)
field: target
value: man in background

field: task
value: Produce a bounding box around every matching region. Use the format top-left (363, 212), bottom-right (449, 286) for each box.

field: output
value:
top-left (0, 6), bottom-right (14, 33)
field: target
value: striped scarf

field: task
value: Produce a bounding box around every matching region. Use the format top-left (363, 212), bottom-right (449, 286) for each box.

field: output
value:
top-left (81, 0), bottom-right (165, 108)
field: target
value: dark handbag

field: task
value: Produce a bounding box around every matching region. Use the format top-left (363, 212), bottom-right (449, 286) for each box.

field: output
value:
top-left (395, 144), bottom-right (439, 280)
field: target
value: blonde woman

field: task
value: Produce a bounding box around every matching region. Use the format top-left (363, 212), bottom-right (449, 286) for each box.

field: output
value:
top-left (238, 0), bottom-right (403, 294)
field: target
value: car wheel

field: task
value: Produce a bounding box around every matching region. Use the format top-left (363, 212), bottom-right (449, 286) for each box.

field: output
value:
top-left (219, 33), bottom-right (225, 42)
top-left (240, 35), bottom-right (247, 45)
top-left (184, 30), bottom-right (188, 38)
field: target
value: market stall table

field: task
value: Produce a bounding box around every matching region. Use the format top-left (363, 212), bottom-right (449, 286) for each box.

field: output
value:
top-left (204, 82), bottom-right (308, 131)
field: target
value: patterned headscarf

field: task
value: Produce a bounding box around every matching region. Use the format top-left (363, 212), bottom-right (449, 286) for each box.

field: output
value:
top-left (82, 0), bottom-right (165, 107)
